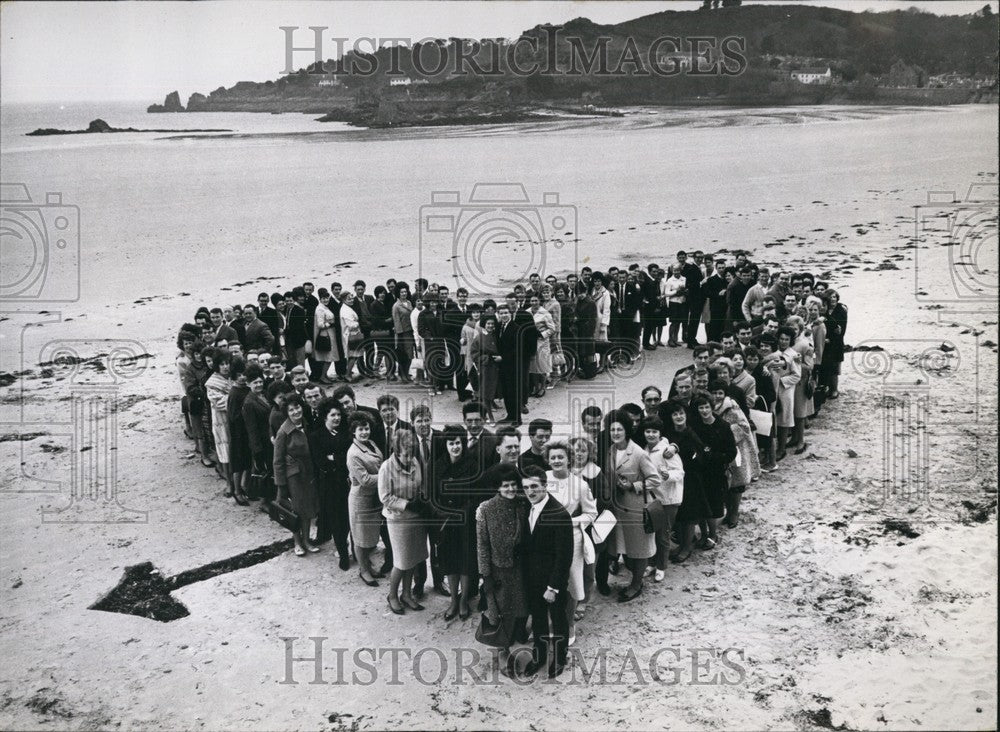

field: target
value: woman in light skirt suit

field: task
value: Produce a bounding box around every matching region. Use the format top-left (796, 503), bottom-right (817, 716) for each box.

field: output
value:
top-left (346, 411), bottom-right (386, 587)
top-left (378, 429), bottom-right (427, 614)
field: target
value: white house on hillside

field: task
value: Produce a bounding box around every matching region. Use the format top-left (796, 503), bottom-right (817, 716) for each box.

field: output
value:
top-left (791, 67), bottom-right (832, 85)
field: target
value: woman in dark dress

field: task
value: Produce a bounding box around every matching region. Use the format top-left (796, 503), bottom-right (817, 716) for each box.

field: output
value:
top-left (309, 399), bottom-right (352, 570)
top-left (690, 393), bottom-right (738, 551)
top-left (273, 393), bottom-right (321, 556)
top-left (226, 357), bottom-right (252, 505)
top-left (242, 364), bottom-right (275, 502)
top-left (664, 398), bottom-right (708, 564)
top-left (476, 462), bottom-right (529, 678)
top-left (822, 289), bottom-right (848, 399)
top-left (469, 316), bottom-right (501, 422)
top-left (433, 424), bottom-right (481, 621)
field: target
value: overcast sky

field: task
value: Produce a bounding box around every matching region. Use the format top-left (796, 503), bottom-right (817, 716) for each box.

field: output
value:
top-left (2, 0), bottom-right (996, 103)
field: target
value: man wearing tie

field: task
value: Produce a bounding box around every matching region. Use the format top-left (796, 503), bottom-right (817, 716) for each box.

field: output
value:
top-left (372, 394), bottom-right (412, 457)
top-left (496, 301), bottom-right (538, 426)
top-left (520, 466), bottom-right (574, 680)
top-left (410, 404), bottom-right (447, 597)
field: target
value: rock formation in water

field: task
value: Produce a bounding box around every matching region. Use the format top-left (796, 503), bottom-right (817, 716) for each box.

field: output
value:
top-left (147, 91), bottom-right (186, 113)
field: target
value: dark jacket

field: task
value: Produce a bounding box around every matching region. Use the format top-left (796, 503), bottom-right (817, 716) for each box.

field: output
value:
top-left (273, 420), bottom-right (315, 491)
top-left (243, 318), bottom-right (275, 352)
top-left (285, 302), bottom-right (311, 349)
top-left (370, 418), bottom-right (413, 457)
top-left (242, 391), bottom-right (272, 456)
top-left (522, 495), bottom-right (574, 594)
top-left (309, 425), bottom-right (349, 491)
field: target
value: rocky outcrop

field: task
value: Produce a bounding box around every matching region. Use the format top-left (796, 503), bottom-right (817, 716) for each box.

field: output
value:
top-left (147, 91), bottom-right (185, 113)
top-left (27, 118), bottom-right (231, 136)
top-left (186, 92), bottom-right (208, 111)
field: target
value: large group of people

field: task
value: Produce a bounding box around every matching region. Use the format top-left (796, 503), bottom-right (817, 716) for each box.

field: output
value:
top-left (174, 250), bottom-right (848, 680)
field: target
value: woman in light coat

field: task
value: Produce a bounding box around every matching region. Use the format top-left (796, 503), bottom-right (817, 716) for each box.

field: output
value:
top-left (708, 382), bottom-right (759, 528)
top-left (205, 349), bottom-right (234, 495)
top-left (662, 264), bottom-right (687, 347)
top-left (605, 410), bottom-right (661, 603)
top-left (767, 326), bottom-right (802, 461)
top-left (346, 411), bottom-right (386, 586)
top-left (312, 288), bottom-right (340, 384)
top-left (378, 429), bottom-right (427, 614)
top-left (642, 416), bottom-right (684, 581)
top-left (528, 294), bottom-right (556, 395)
top-left (787, 315), bottom-right (815, 451)
top-left (339, 291), bottom-right (362, 382)
top-left (545, 439), bottom-right (597, 646)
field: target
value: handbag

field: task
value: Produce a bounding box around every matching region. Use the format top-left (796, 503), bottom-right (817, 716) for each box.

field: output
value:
top-left (267, 496), bottom-right (300, 532)
top-left (749, 396), bottom-right (774, 437)
top-left (642, 489), bottom-right (668, 534)
top-left (249, 469), bottom-right (276, 502)
top-left (475, 611), bottom-right (511, 648)
top-left (315, 333), bottom-right (332, 351)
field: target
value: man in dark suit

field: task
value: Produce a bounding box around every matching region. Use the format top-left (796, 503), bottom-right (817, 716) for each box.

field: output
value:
top-left (678, 251), bottom-right (704, 348)
top-left (610, 269), bottom-right (643, 358)
top-left (439, 286), bottom-right (471, 400)
top-left (302, 282), bottom-right (320, 375)
top-left (302, 383), bottom-right (324, 430)
top-left (241, 304), bottom-right (276, 353)
top-left (520, 466), bottom-right (574, 679)
top-left (496, 300), bottom-right (538, 426)
top-left (462, 401), bottom-right (498, 480)
top-left (574, 290), bottom-right (598, 379)
top-left (256, 293), bottom-right (283, 355)
top-left (634, 264), bottom-right (661, 350)
top-left (284, 287), bottom-right (312, 368)
top-left (418, 295), bottom-right (449, 393)
top-left (371, 394), bottom-right (412, 457)
top-left (410, 404), bottom-right (447, 598)
top-left (331, 384), bottom-right (380, 427)
top-left (701, 258), bottom-right (729, 343)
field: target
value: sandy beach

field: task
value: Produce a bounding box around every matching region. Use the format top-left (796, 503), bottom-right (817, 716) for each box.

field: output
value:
top-left (0, 104), bottom-right (996, 730)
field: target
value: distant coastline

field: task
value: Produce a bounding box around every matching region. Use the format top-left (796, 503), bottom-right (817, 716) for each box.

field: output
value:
top-left (143, 4), bottom-right (998, 129)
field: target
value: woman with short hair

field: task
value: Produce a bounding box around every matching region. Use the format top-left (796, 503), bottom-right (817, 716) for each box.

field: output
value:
top-left (545, 439), bottom-right (597, 644)
top-left (226, 357), bottom-right (252, 506)
top-left (379, 429), bottom-right (427, 614)
top-left (391, 282), bottom-right (414, 383)
top-left (242, 364), bottom-right (275, 501)
top-left (273, 393), bottom-right (321, 556)
top-left (469, 315), bottom-right (501, 422)
top-left (205, 349), bottom-right (234, 496)
top-left (568, 435), bottom-right (604, 607)
top-left (309, 399), bottom-right (352, 569)
top-left (641, 416), bottom-right (684, 581)
top-left (313, 288), bottom-right (339, 384)
top-left (433, 424), bottom-right (481, 621)
top-left (690, 393), bottom-right (738, 549)
top-left (663, 399), bottom-right (708, 564)
top-left (346, 411), bottom-right (386, 586)
top-left (605, 410), bottom-right (661, 603)
top-left (339, 291), bottom-right (363, 383)
top-left (476, 463), bottom-right (530, 677)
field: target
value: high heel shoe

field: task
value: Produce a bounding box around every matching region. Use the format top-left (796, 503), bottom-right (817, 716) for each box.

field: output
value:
top-left (459, 598), bottom-right (471, 620)
top-left (233, 493), bottom-right (250, 506)
top-left (444, 601), bottom-right (460, 621)
top-left (387, 595), bottom-right (404, 615)
top-left (359, 572), bottom-right (379, 587)
top-left (401, 596), bottom-right (425, 611)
